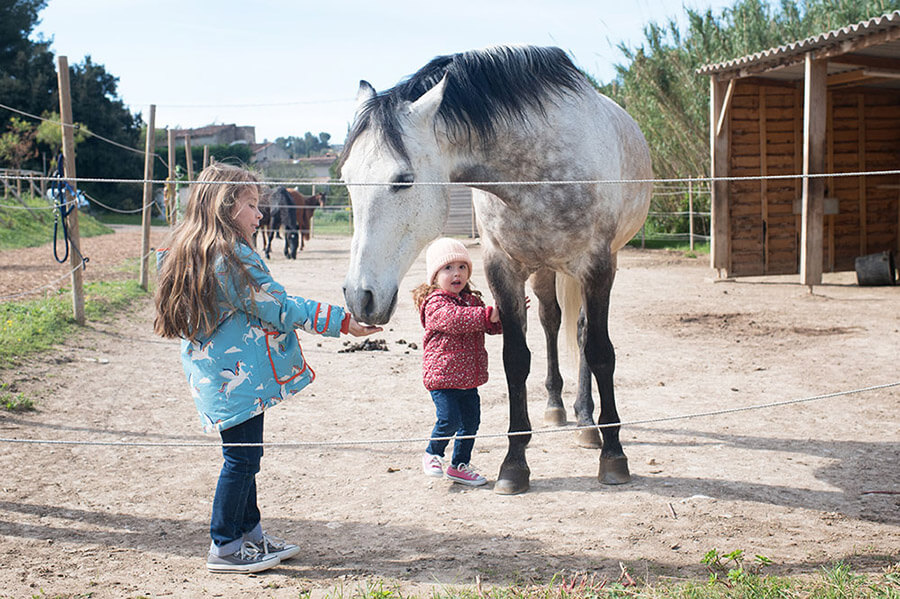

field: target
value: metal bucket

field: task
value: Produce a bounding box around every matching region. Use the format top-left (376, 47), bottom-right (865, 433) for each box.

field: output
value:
top-left (855, 251), bottom-right (897, 286)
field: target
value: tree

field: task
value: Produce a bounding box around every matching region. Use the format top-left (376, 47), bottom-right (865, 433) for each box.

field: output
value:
top-left (604, 0), bottom-right (900, 179)
top-left (0, 0), bottom-right (57, 139)
top-left (66, 56), bottom-right (144, 209)
top-left (34, 110), bottom-right (89, 157)
top-left (0, 116), bottom-right (36, 170)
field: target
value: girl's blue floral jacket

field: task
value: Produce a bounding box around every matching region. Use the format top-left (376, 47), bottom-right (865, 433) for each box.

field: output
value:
top-left (159, 243), bottom-right (349, 433)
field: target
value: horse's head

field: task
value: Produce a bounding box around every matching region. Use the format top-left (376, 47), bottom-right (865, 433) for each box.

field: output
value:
top-left (341, 77), bottom-right (451, 324)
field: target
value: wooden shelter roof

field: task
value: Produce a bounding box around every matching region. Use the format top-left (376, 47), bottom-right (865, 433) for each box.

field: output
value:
top-left (697, 11), bottom-right (900, 87)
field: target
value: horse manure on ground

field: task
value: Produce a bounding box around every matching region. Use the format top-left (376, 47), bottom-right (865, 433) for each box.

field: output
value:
top-left (339, 338), bottom-right (389, 353)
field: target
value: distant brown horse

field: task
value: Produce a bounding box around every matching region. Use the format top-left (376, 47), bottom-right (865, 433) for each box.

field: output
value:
top-left (286, 189), bottom-right (326, 251)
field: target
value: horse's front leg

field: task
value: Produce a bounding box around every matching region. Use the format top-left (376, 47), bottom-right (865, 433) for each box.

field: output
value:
top-left (485, 257), bottom-right (531, 495)
top-left (529, 269), bottom-right (565, 426)
top-left (582, 254), bottom-right (630, 484)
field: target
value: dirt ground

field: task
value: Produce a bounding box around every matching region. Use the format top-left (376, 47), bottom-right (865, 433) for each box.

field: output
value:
top-left (0, 227), bottom-right (898, 598)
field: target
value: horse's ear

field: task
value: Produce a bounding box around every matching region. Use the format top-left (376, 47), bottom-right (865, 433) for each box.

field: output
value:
top-left (407, 74), bottom-right (447, 125)
top-left (356, 81), bottom-right (376, 108)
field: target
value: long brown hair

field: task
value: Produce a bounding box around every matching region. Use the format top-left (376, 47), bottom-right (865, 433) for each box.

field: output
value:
top-left (154, 163), bottom-right (260, 340)
top-left (412, 281), bottom-right (481, 309)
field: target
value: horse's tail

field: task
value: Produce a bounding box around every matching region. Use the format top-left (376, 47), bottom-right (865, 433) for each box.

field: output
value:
top-left (555, 272), bottom-right (583, 370)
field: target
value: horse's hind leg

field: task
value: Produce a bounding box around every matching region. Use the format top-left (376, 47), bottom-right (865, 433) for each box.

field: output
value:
top-left (573, 313), bottom-right (601, 449)
top-left (530, 269), bottom-right (565, 427)
top-left (582, 254), bottom-right (630, 484)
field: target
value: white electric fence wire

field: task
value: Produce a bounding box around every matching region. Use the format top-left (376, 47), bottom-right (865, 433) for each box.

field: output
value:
top-left (0, 381), bottom-right (895, 448)
top-left (3, 168), bottom-right (900, 188)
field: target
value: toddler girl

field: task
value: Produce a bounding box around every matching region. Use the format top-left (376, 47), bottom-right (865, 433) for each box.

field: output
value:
top-left (412, 237), bottom-right (502, 486)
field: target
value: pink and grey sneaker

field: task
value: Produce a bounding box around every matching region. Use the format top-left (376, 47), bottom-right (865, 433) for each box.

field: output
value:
top-left (422, 453), bottom-right (444, 477)
top-left (445, 463), bottom-right (487, 486)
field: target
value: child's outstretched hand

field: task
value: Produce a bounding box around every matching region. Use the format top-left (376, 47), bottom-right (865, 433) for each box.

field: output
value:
top-left (347, 316), bottom-right (383, 337)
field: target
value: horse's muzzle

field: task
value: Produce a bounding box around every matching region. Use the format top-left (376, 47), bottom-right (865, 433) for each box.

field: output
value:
top-left (342, 285), bottom-right (398, 325)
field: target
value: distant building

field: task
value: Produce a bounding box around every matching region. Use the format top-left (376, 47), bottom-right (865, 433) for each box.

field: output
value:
top-left (251, 142), bottom-right (290, 163)
top-left (168, 124), bottom-right (256, 147)
top-left (293, 153), bottom-right (338, 181)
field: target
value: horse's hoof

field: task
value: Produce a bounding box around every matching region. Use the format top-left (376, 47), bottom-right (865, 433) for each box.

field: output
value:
top-left (598, 456), bottom-right (631, 485)
top-left (494, 465), bottom-right (530, 495)
top-left (494, 477), bottom-right (530, 495)
top-left (575, 427), bottom-right (602, 449)
top-left (543, 407), bottom-right (566, 427)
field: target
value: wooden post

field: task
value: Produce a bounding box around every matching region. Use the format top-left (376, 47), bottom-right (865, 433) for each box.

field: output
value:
top-left (184, 134), bottom-right (194, 182)
top-left (857, 94), bottom-right (867, 256)
top-left (139, 105), bottom-right (156, 290)
top-left (203, 145), bottom-right (209, 168)
top-left (710, 76), bottom-right (731, 276)
top-left (826, 92), bottom-right (835, 271)
top-left (688, 178), bottom-right (694, 251)
top-left (800, 54), bottom-right (826, 286)
top-left (167, 128), bottom-right (176, 226)
top-left (759, 86), bottom-right (769, 274)
top-left (56, 56), bottom-right (85, 325)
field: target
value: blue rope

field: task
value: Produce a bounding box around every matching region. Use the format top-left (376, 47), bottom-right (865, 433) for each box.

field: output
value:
top-left (51, 154), bottom-right (88, 271)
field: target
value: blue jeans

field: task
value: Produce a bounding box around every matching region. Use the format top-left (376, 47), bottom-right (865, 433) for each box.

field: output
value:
top-left (426, 388), bottom-right (481, 467)
top-left (209, 413), bottom-right (264, 555)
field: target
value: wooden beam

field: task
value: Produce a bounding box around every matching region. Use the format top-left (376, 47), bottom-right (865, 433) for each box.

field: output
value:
top-left (826, 91), bottom-right (835, 272)
top-left (759, 87), bottom-right (769, 273)
top-left (829, 52), bottom-right (900, 71)
top-left (813, 28), bottom-right (900, 62)
top-left (858, 94), bottom-right (868, 256)
top-left (800, 54), bottom-right (827, 286)
top-left (715, 79), bottom-right (736, 137)
top-left (827, 69), bottom-right (869, 86)
top-left (710, 77), bottom-right (731, 276)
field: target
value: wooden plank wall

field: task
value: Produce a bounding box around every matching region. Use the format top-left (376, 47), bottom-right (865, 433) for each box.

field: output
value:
top-left (830, 90), bottom-right (900, 271)
top-left (728, 81), bottom-right (900, 276)
top-left (729, 81), bottom-right (800, 276)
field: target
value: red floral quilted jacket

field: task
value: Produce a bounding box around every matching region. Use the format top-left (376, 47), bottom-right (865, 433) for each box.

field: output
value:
top-left (419, 289), bottom-right (503, 391)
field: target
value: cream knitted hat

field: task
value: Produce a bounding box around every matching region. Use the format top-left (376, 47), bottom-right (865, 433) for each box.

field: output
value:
top-left (425, 237), bottom-right (473, 285)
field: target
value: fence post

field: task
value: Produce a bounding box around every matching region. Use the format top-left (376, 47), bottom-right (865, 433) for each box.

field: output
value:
top-left (688, 178), bottom-right (694, 251)
top-left (57, 55), bottom-right (85, 325)
top-left (203, 145), bottom-right (209, 168)
top-left (139, 104), bottom-right (156, 291)
top-left (184, 134), bottom-right (193, 182)
top-left (166, 128), bottom-right (176, 226)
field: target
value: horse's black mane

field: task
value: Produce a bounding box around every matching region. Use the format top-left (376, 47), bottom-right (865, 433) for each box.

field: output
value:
top-left (340, 45), bottom-right (585, 167)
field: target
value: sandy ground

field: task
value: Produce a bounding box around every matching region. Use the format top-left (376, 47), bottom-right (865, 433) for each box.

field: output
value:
top-left (0, 228), bottom-right (898, 598)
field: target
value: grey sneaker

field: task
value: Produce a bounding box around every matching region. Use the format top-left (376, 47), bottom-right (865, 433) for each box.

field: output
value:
top-left (257, 532), bottom-right (301, 561)
top-left (206, 541), bottom-right (280, 574)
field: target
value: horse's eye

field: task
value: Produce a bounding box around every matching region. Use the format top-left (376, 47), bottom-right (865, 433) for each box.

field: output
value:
top-left (391, 173), bottom-right (414, 192)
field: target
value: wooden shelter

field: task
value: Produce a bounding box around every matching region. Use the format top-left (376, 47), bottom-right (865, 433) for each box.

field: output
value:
top-left (698, 11), bottom-right (900, 283)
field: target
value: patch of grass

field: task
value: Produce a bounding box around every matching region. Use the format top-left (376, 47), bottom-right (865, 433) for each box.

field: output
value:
top-left (0, 382), bottom-right (34, 412)
top-left (0, 193), bottom-right (114, 250)
top-left (92, 211), bottom-right (168, 226)
top-left (0, 278), bottom-right (150, 369)
top-left (626, 237), bottom-right (710, 256)
top-left (319, 558), bottom-right (900, 599)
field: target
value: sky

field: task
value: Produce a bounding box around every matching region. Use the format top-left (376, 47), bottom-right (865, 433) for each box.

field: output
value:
top-left (33, 0), bottom-right (736, 144)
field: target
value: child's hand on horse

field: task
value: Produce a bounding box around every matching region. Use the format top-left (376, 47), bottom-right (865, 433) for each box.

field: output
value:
top-left (347, 316), bottom-right (383, 336)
